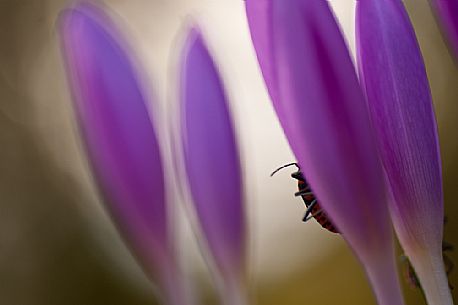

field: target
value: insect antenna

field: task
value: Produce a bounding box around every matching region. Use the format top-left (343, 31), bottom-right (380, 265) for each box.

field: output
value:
top-left (270, 162), bottom-right (299, 177)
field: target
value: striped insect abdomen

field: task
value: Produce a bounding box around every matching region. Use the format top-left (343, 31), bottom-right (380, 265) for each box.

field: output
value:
top-left (298, 180), bottom-right (338, 233)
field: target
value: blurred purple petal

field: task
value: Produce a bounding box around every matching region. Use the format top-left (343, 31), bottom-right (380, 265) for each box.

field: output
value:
top-left (180, 28), bottom-right (246, 286)
top-left (245, 0), bottom-right (280, 112)
top-left (357, 1), bottom-right (453, 304)
top-left (431, 0), bottom-right (458, 57)
top-left (59, 3), bottom-right (184, 304)
top-left (246, 1), bottom-right (404, 304)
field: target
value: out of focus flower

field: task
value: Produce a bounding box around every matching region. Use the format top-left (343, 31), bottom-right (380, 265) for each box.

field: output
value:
top-left (59, 3), bottom-right (186, 304)
top-left (245, 1), bottom-right (404, 305)
top-left (357, 0), bottom-right (453, 304)
top-left (431, 0), bottom-right (458, 58)
top-left (179, 28), bottom-right (247, 305)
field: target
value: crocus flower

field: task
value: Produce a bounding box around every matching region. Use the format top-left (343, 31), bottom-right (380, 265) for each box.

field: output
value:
top-left (431, 0), bottom-right (458, 58)
top-left (245, 1), bottom-right (404, 305)
top-left (180, 28), bottom-right (247, 305)
top-left (59, 3), bottom-right (186, 304)
top-left (357, 1), bottom-right (453, 304)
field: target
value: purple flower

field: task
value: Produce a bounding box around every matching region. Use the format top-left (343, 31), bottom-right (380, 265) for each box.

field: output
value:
top-left (179, 27), bottom-right (247, 304)
top-left (357, 0), bottom-right (453, 304)
top-left (59, 3), bottom-right (185, 304)
top-left (431, 0), bottom-right (458, 58)
top-left (246, 1), bottom-right (404, 304)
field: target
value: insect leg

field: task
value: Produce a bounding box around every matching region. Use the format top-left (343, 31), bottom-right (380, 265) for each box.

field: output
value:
top-left (303, 210), bottom-right (323, 222)
top-left (302, 199), bottom-right (318, 222)
top-left (294, 190), bottom-right (312, 197)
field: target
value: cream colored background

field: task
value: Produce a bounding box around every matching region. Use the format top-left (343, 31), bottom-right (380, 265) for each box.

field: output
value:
top-left (0, 1), bottom-right (455, 304)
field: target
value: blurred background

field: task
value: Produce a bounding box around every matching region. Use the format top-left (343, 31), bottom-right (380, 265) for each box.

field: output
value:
top-left (0, 0), bottom-right (456, 304)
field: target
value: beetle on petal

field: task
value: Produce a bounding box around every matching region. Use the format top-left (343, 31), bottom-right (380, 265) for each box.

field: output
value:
top-left (246, 1), bottom-right (405, 304)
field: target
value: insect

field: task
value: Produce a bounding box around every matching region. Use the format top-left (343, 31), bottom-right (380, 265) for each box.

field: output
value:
top-left (271, 162), bottom-right (338, 233)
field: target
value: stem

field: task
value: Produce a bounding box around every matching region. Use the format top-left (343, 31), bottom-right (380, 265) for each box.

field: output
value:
top-left (220, 276), bottom-right (249, 305)
top-left (364, 253), bottom-right (405, 305)
top-left (410, 250), bottom-right (454, 305)
top-left (157, 257), bottom-right (197, 305)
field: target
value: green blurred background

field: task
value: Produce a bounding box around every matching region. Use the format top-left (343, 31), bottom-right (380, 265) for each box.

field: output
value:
top-left (0, 1), bottom-right (456, 304)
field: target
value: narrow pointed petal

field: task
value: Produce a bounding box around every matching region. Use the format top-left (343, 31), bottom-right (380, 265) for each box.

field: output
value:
top-left (59, 4), bottom-right (185, 304)
top-left (356, 1), bottom-right (453, 304)
top-left (246, 1), bottom-right (404, 304)
top-left (431, 0), bottom-right (458, 58)
top-left (180, 28), bottom-right (246, 295)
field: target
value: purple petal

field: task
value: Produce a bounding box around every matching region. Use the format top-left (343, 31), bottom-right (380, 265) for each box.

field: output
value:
top-left (357, 1), bottom-right (453, 304)
top-left (431, 0), bottom-right (458, 58)
top-left (59, 3), bottom-right (183, 302)
top-left (246, 1), bottom-right (403, 304)
top-left (180, 28), bottom-right (246, 283)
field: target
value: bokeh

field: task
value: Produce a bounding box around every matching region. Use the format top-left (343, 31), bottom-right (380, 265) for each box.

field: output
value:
top-left (0, 1), bottom-right (456, 304)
